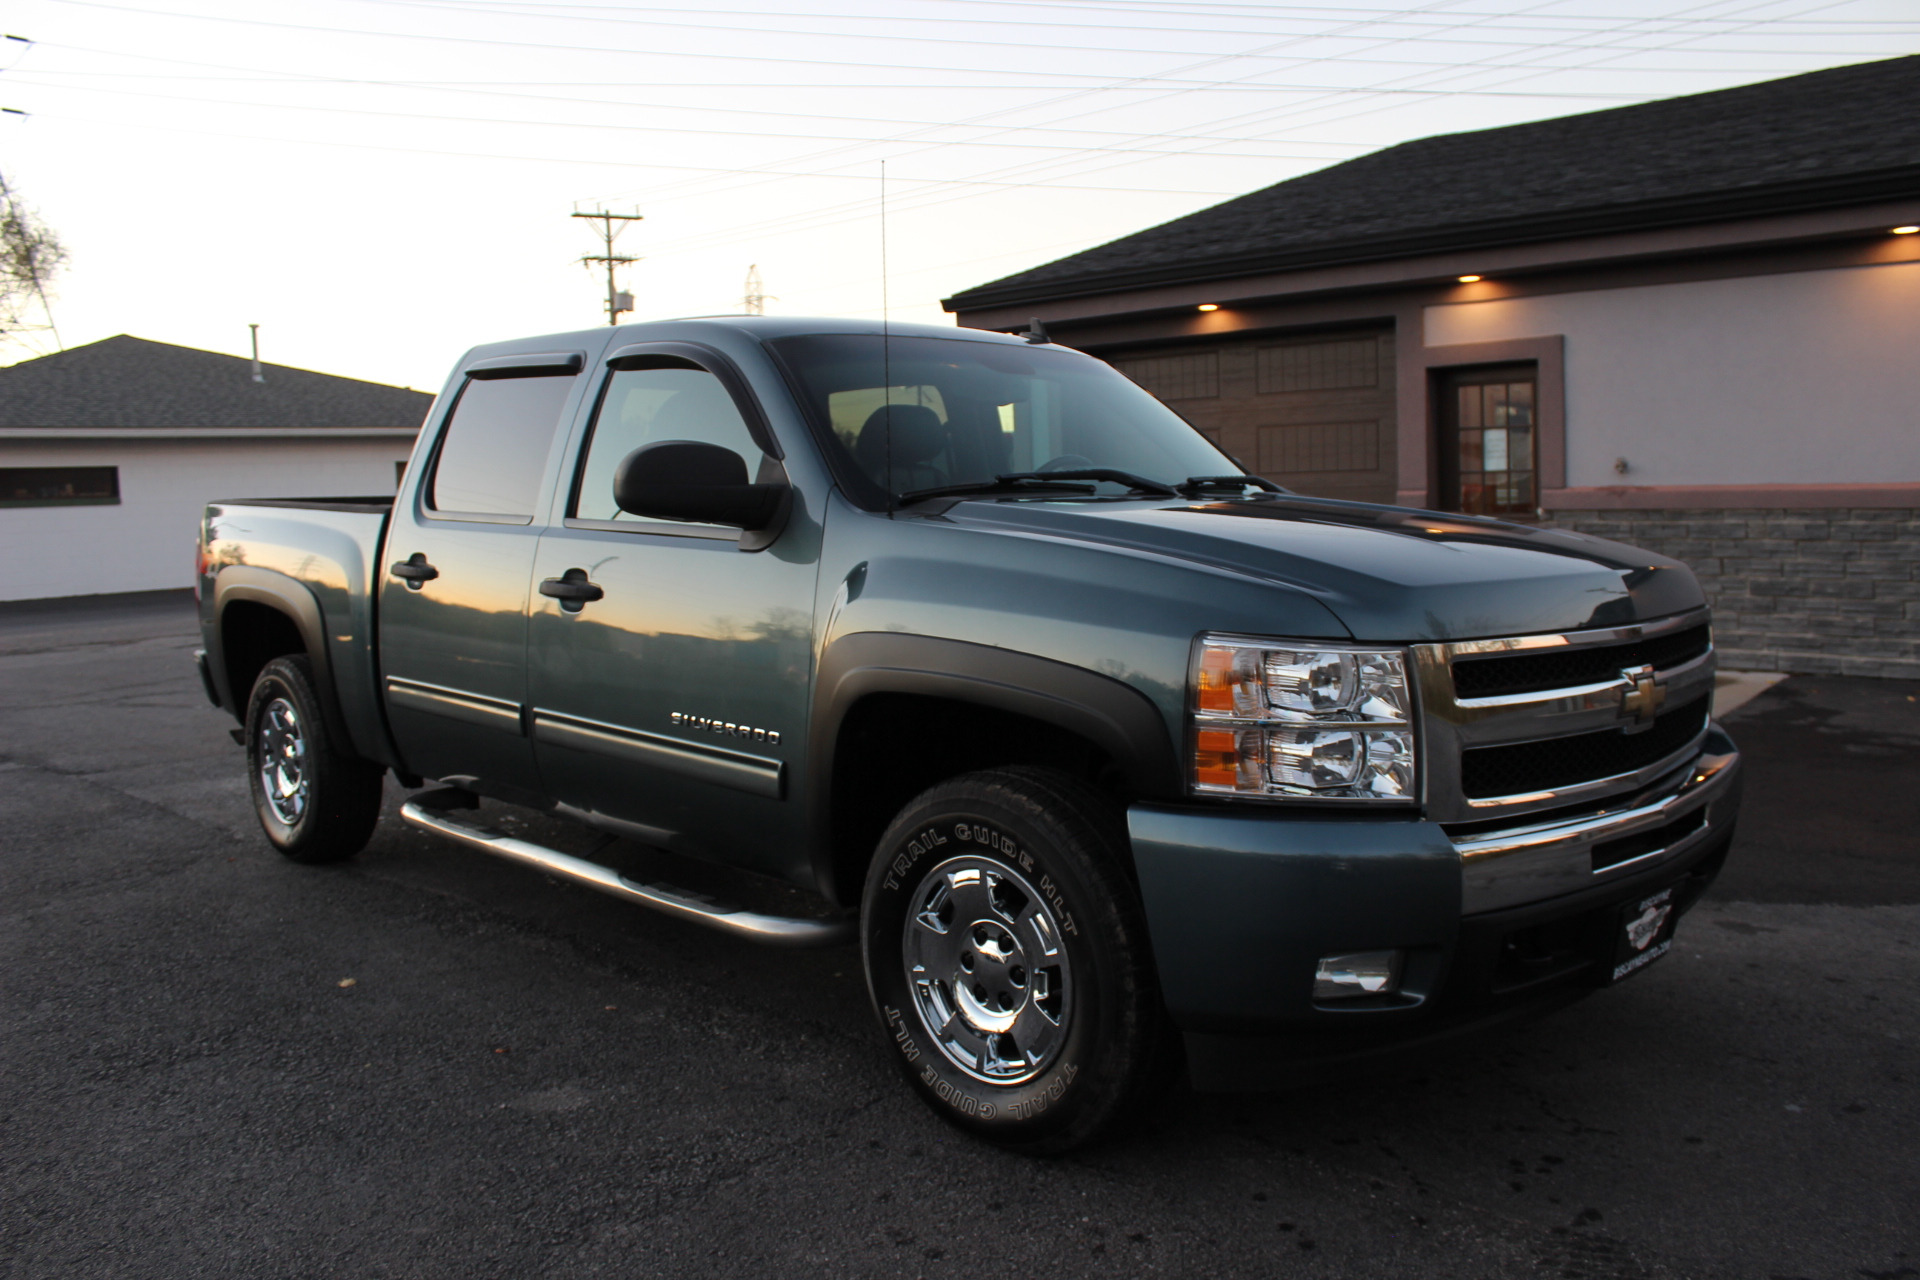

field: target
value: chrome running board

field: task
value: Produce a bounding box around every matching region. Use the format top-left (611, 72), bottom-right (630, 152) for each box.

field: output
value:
top-left (399, 800), bottom-right (853, 948)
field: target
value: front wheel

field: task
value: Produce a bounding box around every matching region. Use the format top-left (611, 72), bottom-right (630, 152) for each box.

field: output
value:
top-left (245, 654), bottom-right (384, 864)
top-left (861, 769), bottom-right (1173, 1154)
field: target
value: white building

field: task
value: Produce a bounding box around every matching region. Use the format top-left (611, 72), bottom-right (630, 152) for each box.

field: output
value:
top-left (0, 335), bottom-right (429, 601)
top-left (946, 55), bottom-right (1920, 678)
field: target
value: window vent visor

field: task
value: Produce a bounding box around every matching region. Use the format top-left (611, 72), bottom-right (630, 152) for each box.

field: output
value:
top-left (465, 351), bottom-right (584, 379)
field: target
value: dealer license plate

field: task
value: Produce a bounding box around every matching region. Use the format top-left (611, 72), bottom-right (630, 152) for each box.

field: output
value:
top-left (1607, 885), bottom-right (1679, 984)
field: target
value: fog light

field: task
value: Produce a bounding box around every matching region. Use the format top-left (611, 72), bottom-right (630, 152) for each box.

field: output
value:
top-left (1313, 950), bottom-right (1403, 1000)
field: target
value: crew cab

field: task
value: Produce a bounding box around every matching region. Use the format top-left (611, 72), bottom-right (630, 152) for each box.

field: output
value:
top-left (196, 316), bottom-right (1741, 1152)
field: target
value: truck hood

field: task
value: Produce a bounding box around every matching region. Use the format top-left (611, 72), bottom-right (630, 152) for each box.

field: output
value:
top-left (946, 495), bottom-right (1704, 642)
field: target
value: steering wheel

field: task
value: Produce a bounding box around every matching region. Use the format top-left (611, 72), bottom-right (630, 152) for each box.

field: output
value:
top-left (1037, 455), bottom-right (1096, 473)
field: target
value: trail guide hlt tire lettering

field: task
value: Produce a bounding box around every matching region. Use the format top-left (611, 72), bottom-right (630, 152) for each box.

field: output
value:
top-left (861, 768), bottom-right (1173, 1154)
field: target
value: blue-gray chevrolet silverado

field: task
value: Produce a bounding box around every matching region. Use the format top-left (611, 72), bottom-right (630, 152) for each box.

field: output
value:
top-left (196, 316), bottom-right (1741, 1153)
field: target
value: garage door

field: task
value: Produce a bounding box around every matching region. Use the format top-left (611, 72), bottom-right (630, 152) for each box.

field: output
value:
top-left (1108, 327), bottom-right (1397, 505)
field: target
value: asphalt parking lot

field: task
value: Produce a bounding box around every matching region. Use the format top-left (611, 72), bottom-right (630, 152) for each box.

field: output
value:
top-left (3, 591), bottom-right (1916, 1279)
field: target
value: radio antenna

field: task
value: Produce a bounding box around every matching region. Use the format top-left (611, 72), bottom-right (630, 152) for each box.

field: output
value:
top-left (881, 159), bottom-right (893, 517)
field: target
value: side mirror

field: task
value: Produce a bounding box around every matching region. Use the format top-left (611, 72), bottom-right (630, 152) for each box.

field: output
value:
top-left (612, 440), bottom-right (790, 536)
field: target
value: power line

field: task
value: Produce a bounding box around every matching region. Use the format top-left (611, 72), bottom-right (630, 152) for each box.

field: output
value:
top-left (23, 108), bottom-right (1248, 197)
top-left (0, 76), bottom-right (1432, 161)
top-left (612, 0), bottom-right (1879, 263)
top-left (50, 0), bottom-right (1908, 81)
top-left (395, 0), bottom-right (1920, 32)
top-left (586, 0), bottom-right (1597, 246)
top-left (40, 41), bottom-right (1855, 86)
top-left (291, 0), bottom-right (1920, 56)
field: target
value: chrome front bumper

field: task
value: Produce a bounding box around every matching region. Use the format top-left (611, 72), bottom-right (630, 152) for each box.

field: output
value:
top-left (1453, 726), bottom-right (1741, 914)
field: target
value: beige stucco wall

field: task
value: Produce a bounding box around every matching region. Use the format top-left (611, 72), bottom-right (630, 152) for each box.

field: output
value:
top-left (1423, 260), bottom-right (1920, 489)
top-left (0, 435), bottom-right (414, 601)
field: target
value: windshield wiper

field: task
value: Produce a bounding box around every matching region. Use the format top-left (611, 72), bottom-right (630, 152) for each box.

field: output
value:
top-left (895, 476), bottom-right (1097, 505)
top-left (895, 469), bottom-right (1178, 506)
top-left (1014, 469), bottom-right (1180, 496)
top-left (1176, 474), bottom-right (1291, 497)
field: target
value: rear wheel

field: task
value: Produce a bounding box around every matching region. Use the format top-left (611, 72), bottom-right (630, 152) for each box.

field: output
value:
top-left (861, 768), bottom-right (1173, 1154)
top-left (245, 655), bottom-right (383, 864)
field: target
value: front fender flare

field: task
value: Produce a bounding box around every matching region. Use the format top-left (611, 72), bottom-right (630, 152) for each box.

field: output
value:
top-left (807, 631), bottom-right (1181, 892)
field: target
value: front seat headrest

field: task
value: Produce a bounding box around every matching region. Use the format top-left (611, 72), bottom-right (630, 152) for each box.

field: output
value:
top-left (856, 404), bottom-right (947, 465)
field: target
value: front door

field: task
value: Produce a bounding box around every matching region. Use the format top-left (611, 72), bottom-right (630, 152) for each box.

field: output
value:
top-left (525, 348), bottom-right (821, 881)
top-left (379, 358), bottom-right (583, 792)
top-left (1436, 363), bottom-right (1538, 517)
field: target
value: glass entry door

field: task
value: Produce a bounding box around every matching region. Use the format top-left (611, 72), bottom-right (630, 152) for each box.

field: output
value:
top-left (1437, 364), bottom-right (1537, 517)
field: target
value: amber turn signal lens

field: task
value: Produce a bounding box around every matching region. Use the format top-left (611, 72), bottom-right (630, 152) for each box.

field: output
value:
top-left (1194, 729), bottom-right (1240, 787)
top-left (1196, 646), bottom-right (1236, 712)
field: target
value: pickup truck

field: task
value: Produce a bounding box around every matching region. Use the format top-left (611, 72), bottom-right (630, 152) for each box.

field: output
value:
top-left (196, 316), bottom-right (1741, 1153)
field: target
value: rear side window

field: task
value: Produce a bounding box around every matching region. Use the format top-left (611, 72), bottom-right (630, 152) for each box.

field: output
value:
top-left (429, 373), bottom-right (576, 518)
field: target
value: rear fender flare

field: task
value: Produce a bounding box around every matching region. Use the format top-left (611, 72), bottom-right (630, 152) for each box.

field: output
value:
top-left (211, 565), bottom-right (356, 757)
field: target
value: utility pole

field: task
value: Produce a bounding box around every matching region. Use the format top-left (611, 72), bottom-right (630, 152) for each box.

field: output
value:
top-left (742, 264), bottom-right (775, 316)
top-left (571, 207), bottom-right (642, 326)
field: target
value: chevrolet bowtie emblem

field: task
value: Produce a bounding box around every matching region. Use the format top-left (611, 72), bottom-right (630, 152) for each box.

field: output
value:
top-left (1619, 663), bottom-right (1667, 727)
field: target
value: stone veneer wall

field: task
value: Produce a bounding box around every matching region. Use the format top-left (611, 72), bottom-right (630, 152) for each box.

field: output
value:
top-left (1546, 508), bottom-right (1920, 679)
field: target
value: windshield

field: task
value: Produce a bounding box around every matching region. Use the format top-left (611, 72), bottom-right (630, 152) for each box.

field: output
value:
top-left (768, 333), bottom-right (1239, 505)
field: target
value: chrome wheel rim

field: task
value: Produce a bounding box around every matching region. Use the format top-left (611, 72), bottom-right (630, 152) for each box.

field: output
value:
top-left (902, 855), bottom-right (1072, 1085)
top-left (257, 696), bottom-right (309, 826)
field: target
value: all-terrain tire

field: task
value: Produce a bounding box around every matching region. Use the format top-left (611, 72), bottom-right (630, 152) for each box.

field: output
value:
top-left (244, 655), bottom-right (384, 864)
top-left (861, 767), bottom-right (1174, 1155)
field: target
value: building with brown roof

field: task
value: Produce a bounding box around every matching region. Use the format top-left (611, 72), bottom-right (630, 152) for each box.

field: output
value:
top-left (945, 55), bottom-right (1920, 678)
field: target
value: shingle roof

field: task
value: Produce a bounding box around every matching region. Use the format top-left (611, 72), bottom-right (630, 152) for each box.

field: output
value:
top-left (946, 55), bottom-right (1920, 311)
top-left (0, 335), bottom-right (434, 428)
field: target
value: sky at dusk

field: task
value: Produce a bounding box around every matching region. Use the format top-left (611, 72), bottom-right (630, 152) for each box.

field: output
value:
top-left (1, 0), bottom-right (1914, 390)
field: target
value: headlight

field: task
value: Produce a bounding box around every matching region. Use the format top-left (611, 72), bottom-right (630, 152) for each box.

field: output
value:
top-left (1190, 635), bottom-right (1417, 802)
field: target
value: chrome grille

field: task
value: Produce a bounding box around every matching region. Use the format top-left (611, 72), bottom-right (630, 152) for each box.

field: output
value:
top-left (1411, 607), bottom-right (1716, 825)
top-left (1460, 695), bottom-right (1710, 799)
top-left (1451, 624), bottom-right (1711, 699)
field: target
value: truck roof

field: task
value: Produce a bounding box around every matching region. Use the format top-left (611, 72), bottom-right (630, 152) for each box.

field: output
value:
top-left (456, 315), bottom-right (1041, 367)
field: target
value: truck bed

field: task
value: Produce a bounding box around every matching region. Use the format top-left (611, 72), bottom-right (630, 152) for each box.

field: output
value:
top-left (198, 497), bottom-right (397, 768)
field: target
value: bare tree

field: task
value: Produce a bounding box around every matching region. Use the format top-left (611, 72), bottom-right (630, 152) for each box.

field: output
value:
top-left (0, 170), bottom-right (65, 355)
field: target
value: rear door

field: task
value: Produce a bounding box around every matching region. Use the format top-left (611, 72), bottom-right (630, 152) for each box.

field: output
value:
top-left (378, 351), bottom-right (588, 793)
top-left (525, 343), bottom-right (821, 880)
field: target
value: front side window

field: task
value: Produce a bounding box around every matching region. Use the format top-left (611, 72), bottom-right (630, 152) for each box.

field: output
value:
top-left (1438, 364), bottom-right (1536, 518)
top-left (428, 372), bottom-right (576, 518)
top-left (770, 334), bottom-right (1237, 505)
top-left (571, 363), bottom-right (766, 525)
